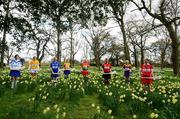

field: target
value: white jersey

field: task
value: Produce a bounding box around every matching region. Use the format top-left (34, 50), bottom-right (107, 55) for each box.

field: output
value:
top-left (10, 59), bottom-right (22, 70)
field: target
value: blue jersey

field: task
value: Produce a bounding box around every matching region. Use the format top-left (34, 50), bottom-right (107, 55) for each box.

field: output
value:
top-left (50, 61), bottom-right (61, 73)
top-left (10, 59), bottom-right (22, 70)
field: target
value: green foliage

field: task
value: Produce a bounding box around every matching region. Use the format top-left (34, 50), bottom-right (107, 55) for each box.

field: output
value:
top-left (0, 68), bottom-right (180, 119)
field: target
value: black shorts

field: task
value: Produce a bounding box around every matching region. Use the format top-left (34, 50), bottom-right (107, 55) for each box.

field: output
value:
top-left (102, 74), bottom-right (111, 80)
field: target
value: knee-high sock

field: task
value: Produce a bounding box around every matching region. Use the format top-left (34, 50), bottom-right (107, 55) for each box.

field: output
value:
top-left (11, 80), bottom-right (15, 88)
top-left (15, 80), bottom-right (18, 88)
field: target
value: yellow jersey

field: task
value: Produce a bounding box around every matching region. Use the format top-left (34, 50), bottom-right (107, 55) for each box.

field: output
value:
top-left (29, 60), bottom-right (39, 70)
top-left (64, 63), bottom-right (70, 70)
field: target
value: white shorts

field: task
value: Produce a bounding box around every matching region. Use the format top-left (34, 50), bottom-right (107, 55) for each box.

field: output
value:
top-left (30, 69), bottom-right (39, 73)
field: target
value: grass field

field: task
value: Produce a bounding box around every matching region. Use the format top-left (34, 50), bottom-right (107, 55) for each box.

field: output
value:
top-left (0, 67), bottom-right (179, 119)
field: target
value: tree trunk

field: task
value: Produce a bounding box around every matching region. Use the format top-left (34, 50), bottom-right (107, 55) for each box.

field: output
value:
top-left (1, 29), bottom-right (7, 67)
top-left (140, 36), bottom-right (144, 65)
top-left (161, 52), bottom-right (165, 69)
top-left (39, 43), bottom-right (47, 64)
top-left (165, 24), bottom-right (179, 75)
top-left (0, 0), bottom-right (10, 67)
top-left (72, 54), bottom-right (75, 67)
top-left (140, 47), bottom-right (144, 65)
top-left (36, 40), bottom-right (41, 60)
top-left (119, 20), bottom-right (131, 63)
top-left (94, 53), bottom-right (100, 71)
top-left (115, 55), bottom-right (119, 66)
top-left (109, 1), bottom-right (130, 63)
top-left (70, 29), bottom-right (73, 67)
top-left (133, 45), bottom-right (139, 68)
top-left (98, 57), bottom-right (101, 71)
top-left (57, 28), bottom-right (61, 63)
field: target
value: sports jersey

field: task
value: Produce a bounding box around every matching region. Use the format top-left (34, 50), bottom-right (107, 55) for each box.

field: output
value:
top-left (10, 59), bottom-right (22, 70)
top-left (102, 63), bottom-right (112, 73)
top-left (50, 61), bottom-right (60, 73)
top-left (64, 63), bottom-right (70, 70)
top-left (141, 63), bottom-right (153, 76)
top-left (29, 59), bottom-right (39, 70)
top-left (123, 64), bottom-right (131, 71)
top-left (82, 62), bottom-right (90, 70)
top-left (141, 63), bottom-right (153, 84)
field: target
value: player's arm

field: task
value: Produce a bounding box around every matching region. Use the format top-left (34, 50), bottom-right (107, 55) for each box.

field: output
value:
top-left (37, 61), bottom-right (40, 70)
top-left (129, 65), bottom-right (132, 72)
top-left (19, 62), bottom-right (23, 70)
top-left (151, 66), bottom-right (154, 77)
top-left (58, 64), bottom-right (61, 73)
top-left (9, 61), bottom-right (14, 70)
top-left (50, 63), bottom-right (54, 74)
top-left (123, 64), bottom-right (125, 69)
top-left (101, 64), bottom-right (104, 72)
top-left (140, 65), bottom-right (143, 76)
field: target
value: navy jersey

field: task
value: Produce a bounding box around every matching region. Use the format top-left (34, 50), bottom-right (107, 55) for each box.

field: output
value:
top-left (50, 61), bottom-right (61, 73)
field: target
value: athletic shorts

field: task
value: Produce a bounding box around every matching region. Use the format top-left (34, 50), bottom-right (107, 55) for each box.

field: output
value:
top-left (124, 71), bottom-right (130, 78)
top-left (10, 70), bottom-right (21, 77)
top-left (81, 70), bottom-right (89, 76)
top-left (102, 73), bottom-right (111, 80)
top-left (30, 69), bottom-right (38, 73)
top-left (141, 75), bottom-right (153, 84)
top-left (64, 70), bottom-right (71, 75)
top-left (51, 74), bottom-right (60, 79)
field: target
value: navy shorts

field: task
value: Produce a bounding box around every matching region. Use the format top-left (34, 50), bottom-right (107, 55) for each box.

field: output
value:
top-left (51, 74), bottom-right (59, 79)
top-left (10, 70), bottom-right (21, 77)
top-left (64, 70), bottom-right (71, 75)
top-left (124, 71), bottom-right (130, 78)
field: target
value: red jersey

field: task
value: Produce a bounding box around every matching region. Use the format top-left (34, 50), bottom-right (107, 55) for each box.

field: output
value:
top-left (102, 63), bottom-right (112, 73)
top-left (82, 62), bottom-right (90, 68)
top-left (141, 63), bottom-right (153, 76)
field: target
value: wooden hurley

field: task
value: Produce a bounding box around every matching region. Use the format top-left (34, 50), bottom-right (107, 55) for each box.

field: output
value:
top-left (140, 76), bottom-right (161, 80)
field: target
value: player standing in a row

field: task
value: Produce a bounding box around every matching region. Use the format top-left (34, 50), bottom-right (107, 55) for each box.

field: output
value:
top-left (141, 58), bottom-right (153, 93)
top-left (29, 56), bottom-right (40, 78)
top-left (81, 59), bottom-right (90, 78)
top-left (123, 60), bottom-right (132, 84)
top-left (9, 54), bottom-right (23, 88)
top-left (102, 58), bottom-right (112, 85)
top-left (64, 59), bottom-right (71, 79)
top-left (50, 57), bottom-right (61, 80)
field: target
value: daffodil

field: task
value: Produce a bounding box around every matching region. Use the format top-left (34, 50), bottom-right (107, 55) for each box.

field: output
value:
top-left (43, 107), bottom-right (50, 114)
top-left (154, 114), bottom-right (158, 118)
top-left (133, 115), bottom-right (137, 118)
top-left (150, 112), bottom-right (158, 118)
top-left (54, 104), bottom-right (58, 109)
top-left (42, 96), bottom-right (47, 100)
top-left (108, 109), bottom-right (112, 115)
top-left (91, 103), bottom-right (95, 107)
top-left (109, 92), bottom-right (112, 96)
top-left (97, 109), bottom-right (100, 114)
top-left (32, 97), bottom-right (35, 101)
top-left (172, 98), bottom-right (178, 104)
top-left (56, 114), bottom-right (59, 119)
top-left (62, 112), bottom-right (66, 117)
top-left (57, 108), bottom-right (60, 112)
